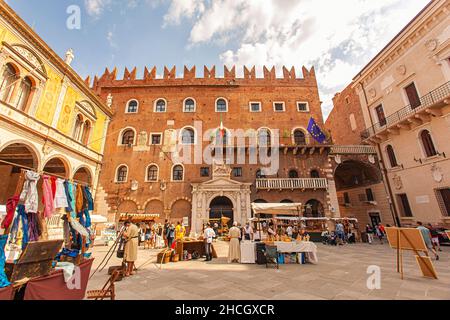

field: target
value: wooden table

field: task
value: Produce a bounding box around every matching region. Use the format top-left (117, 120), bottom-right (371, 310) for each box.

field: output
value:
top-left (176, 240), bottom-right (218, 260)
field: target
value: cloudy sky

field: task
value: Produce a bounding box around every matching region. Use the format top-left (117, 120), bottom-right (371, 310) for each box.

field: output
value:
top-left (8, 0), bottom-right (430, 119)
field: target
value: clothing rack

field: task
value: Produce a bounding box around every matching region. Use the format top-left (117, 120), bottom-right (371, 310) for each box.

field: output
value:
top-left (0, 159), bottom-right (91, 187)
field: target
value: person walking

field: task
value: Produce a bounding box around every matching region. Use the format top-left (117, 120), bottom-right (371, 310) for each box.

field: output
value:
top-left (427, 223), bottom-right (441, 252)
top-left (123, 220), bottom-right (139, 277)
top-left (365, 224), bottom-right (374, 244)
top-left (417, 222), bottom-right (439, 260)
top-left (163, 219), bottom-right (170, 247)
top-left (335, 222), bottom-right (345, 245)
top-left (203, 223), bottom-right (215, 261)
top-left (166, 223), bottom-right (175, 249)
top-left (375, 223), bottom-right (384, 244)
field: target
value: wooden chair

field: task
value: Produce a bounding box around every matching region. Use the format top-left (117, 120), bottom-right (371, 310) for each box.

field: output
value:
top-left (86, 270), bottom-right (120, 300)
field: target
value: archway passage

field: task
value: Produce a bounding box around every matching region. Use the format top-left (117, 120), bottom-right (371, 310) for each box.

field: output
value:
top-left (334, 160), bottom-right (381, 191)
top-left (0, 143), bottom-right (39, 204)
top-left (209, 196), bottom-right (233, 227)
top-left (304, 199), bottom-right (324, 218)
top-left (43, 157), bottom-right (68, 178)
top-left (73, 167), bottom-right (92, 184)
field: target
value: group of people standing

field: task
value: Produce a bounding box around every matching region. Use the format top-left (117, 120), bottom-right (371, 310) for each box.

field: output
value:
top-left (137, 220), bottom-right (187, 250)
top-left (365, 223), bottom-right (387, 244)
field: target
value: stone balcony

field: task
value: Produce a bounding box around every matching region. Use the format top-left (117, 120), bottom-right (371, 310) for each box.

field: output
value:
top-left (0, 100), bottom-right (103, 163)
top-left (329, 145), bottom-right (377, 155)
top-left (361, 81), bottom-right (450, 143)
top-left (256, 178), bottom-right (328, 191)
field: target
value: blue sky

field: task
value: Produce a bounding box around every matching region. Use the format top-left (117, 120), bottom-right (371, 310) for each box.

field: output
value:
top-left (7, 0), bottom-right (430, 119)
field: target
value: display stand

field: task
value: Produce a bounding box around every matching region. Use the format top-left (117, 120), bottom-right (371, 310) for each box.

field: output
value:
top-left (6, 240), bottom-right (64, 283)
top-left (385, 227), bottom-right (438, 280)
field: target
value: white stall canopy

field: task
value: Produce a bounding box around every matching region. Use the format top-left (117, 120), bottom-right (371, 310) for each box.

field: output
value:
top-left (251, 203), bottom-right (303, 216)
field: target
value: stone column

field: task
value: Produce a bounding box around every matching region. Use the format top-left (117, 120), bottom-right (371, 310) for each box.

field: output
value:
top-left (191, 190), bottom-right (198, 236)
top-left (51, 77), bottom-right (69, 128)
top-left (236, 192), bottom-right (241, 225)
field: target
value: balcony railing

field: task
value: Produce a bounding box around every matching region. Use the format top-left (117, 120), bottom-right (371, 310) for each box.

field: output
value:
top-left (256, 178), bottom-right (328, 190)
top-left (361, 81), bottom-right (450, 139)
top-left (330, 145), bottom-right (377, 155)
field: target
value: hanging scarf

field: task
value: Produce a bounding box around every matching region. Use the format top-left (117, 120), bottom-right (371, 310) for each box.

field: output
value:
top-left (8, 205), bottom-right (29, 250)
top-left (2, 195), bottom-right (19, 230)
top-left (19, 171), bottom-right (40, 213)
top-left (54, 178), bottom-right (68, 209)
top-left (27, 212), bottom-right (42, 242)
top-left (75, 184), bottom-right (84, 214)
top-left (83, 186), bottom-right (94, 211)
top-left (42, 175), bottom-right (55, 218)
top-left (0, 235), bottom-right (11, 288)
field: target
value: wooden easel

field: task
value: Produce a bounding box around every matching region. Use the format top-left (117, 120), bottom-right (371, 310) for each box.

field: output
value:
top-left (387, 227), bottom-right (438, 280)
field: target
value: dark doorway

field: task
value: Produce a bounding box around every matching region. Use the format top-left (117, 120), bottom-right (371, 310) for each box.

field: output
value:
top-left (369, 212), bottom-right (381, 228)
top-left (209, 196), bottom-right (233, 227)
top-left (304, 199), bottom-right (324, 217)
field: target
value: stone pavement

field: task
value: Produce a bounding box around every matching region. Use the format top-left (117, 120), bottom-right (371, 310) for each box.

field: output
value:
top-left (87, 241), bottom-right (450, 300)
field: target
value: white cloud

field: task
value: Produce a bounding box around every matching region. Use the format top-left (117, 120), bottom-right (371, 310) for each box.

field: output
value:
top-left (162, 0), bottom-right (430, 119)
top-left (84, 0), bottom-right (111, 16)
top-left (163, 0), bottom-right (205, 26)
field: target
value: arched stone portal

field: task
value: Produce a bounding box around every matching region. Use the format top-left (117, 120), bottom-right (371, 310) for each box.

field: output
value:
top-left (191, 163), bottom-right (252, 234)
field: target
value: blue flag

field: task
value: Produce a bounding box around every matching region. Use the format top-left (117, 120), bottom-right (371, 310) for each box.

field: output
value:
top-left (307, 117), bottom-right (327, 144)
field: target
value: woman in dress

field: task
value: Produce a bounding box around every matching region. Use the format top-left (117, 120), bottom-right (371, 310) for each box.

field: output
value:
top-left (228, 222), bottom-right (241, 263)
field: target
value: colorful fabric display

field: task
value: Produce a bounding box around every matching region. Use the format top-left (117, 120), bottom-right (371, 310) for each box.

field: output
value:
top-left (75, 184), bottom-right (84, 214)
top-left (27, 212), bottom-right (42, 242)
top-left (63, 181), bottom-right (73, 213)
top-left (42, 175), bottom-right (55, 218)
top-left (83, 186), bottom-right (94, 211)
top-left (19, 170), bottom-right (40, 213)
top-left (54, 178), bottom-right (68, 209)
top-left (9, 205), bottom-right (29, 250)
top-left (0, 235), bottom-right (11, 288)
top-left (2, 195), bottom-right (19, 230)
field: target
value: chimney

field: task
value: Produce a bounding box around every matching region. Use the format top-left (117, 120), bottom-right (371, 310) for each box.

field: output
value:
top-left (64, 48), bottom-right (74, 66)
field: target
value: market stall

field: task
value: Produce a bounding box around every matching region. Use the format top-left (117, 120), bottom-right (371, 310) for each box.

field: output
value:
top-left (0, 167), bottom-right (96, 300)
top-left (240, 203), bottom-right (319, 265)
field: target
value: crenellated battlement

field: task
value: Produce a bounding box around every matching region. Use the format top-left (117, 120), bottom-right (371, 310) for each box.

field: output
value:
top-left (91, 65), bottom-right (317, 91)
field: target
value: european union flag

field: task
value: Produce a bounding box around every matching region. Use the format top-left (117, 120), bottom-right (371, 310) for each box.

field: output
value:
top-left (307, 117), bottom-right (327, 144)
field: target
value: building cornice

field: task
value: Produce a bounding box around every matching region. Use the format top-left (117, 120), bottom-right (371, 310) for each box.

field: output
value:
top-left (353, 0), bottom-right (449, 85)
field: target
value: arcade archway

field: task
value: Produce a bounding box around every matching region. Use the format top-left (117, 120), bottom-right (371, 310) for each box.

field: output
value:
top-left (0, 142), bottom-right (39, 203)
top-left (334, 160), bottom-right (381, 191)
